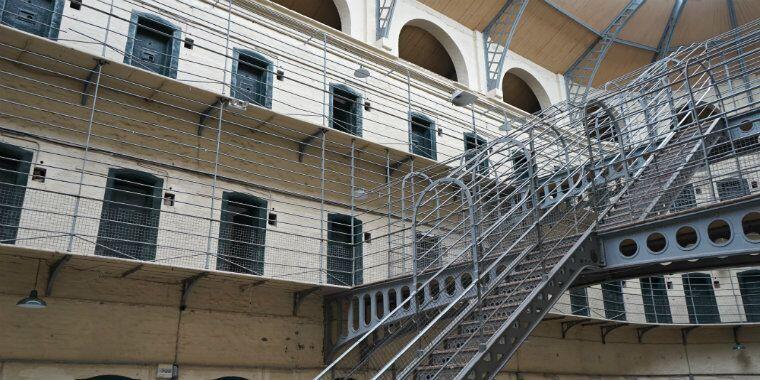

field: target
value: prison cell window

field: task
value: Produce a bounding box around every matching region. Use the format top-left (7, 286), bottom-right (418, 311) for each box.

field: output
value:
top-left (329, 84), bottom-right (362, 136)
top-left (602, 281), bottom-right (626, 321)
top-left (683, 272), bottom-right (721, 324)
top-left (231, 49), bottom-right (274, 108)
top-left (96, 169), bottom-right (163, 261)
top-left (70, 0), bottom-right (81, 10)
top-left (618, 238), bottom-right (638, 258)
top-left (569, 287), bottom-right (589, 317)
top-left (716, 178), bottom-right (750, 201)
top-left (646, 232), bottom-right (667, 253)
top-left (1, 0), bottom-right (63, 39)
top-left (738, 270), bottom-right (760, 322)
top-left (216, 192), bottom-right (267, 275)
top-left (640, 276), bottom-right (672, 324)
top-left (742, 212), bottom-right (760, 241)
top-left (124, 12), bottom-right (181, 78)
top-left (268, 212), bottom-right (277, 226)
top-left (0, 143), bottom-right (32, 245)
top-left (409, 113), bottom-right (437, 160)
top-left (416, 232), bottom-right (441, 272)
top-left (327, 213), bottom-right (363, 286)
top-left (162, 192), bottom-right (175, 206)
top-left (675, 226), bottom-right (698, 250)
top-left (707, 219), bottom-right (731, 245)
top-left (464, 132), bottom-right (488, 173)
top-left (32, 166), bottom-right (45, 182)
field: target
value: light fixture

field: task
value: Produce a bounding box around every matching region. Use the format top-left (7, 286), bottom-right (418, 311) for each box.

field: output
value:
top-left (732, 326), bottom-right (745, 351)
top-left (354, 65), bottom-right (370, 79)
top-left (353, 188), bottom-right (368, 200)
top-left (450, 89), bottom-right (477, 107)
top-left (17, 259), bottom-right (46, 309)
top-left (16, 290), bottom-right (46, 309)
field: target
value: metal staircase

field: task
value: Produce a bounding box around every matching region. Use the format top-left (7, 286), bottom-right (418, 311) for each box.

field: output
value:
top-left (316, 21), bottom-right (759, 380)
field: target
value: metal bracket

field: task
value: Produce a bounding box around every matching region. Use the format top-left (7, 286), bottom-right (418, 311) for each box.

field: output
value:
top-left (298, 129), bottom-right (326, 162)
top-left (681, 326), bottom-right (699, 345)
top-left (636, 325), bottom-right (658, 343)
top-left (601, 323), bottom-right (627, 344)
top-left (293, 286), bottom-right (320, 316)
top-left (375, 0), bottom-right (397, 40)
top-left (483, 0), bottom-right (529, 91)
top-left (120, 264), bottom-right (143, 278)
top-left (80, 59), bottom-right (107, 106)
top-left (388, 155), bottom-right (413, 176)
top-left (45, 254), bottom-right (72, 296)
top-left (197, 98), bottom-right (225, 136)
top-left (180, 272), bottom-right (207, 311)
top-left (561, 319), bottom-right (587, 338)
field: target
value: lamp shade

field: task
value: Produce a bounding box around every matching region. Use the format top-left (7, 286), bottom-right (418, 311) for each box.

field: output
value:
top-left (16, 290), bottom-right (46, 309)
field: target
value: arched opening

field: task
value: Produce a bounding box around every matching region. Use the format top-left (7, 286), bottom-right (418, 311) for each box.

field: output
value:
top-left (502, 72), bottom-right (541, 113)
top-left (271, 0), bottom-right (342, 32)
top-left (398, 24), bottom-right (457, 81)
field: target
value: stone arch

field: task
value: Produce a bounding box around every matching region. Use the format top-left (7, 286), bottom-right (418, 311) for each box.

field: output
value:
top-left (389, 18), bottom-right (471, 86)
top-left (270, 0), bottom-right (348, 34)
top-left (500, 67), bottom-right (551, 112)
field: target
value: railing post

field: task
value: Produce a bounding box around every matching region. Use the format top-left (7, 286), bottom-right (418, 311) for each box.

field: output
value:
top-left (350, 138), bottom-right (357, 286)
top-left (68, 60), bottom-right (105, 253)
top-left (526, 127), bottom-right (543, 273)
top-left (319, 129), bottom-right (326, 284)
top-left (386, 149), bottom-right (392, 278)
top-left (204, 101), bottom-right (225, 269)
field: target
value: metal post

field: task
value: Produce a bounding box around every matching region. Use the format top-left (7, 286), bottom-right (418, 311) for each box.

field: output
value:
top-left (350, 139), bottom-right (356, 286)
top-left (221, 0), bottom-right (233, 95)
top-left (385, 150), bottom-right (393, 278)
top-left (322, 32), bottom-right (328, 128)
top-left (527, 128), bottom-right (544, 272)
top-left (204, 101), bottom-right (225, 269)
top-left (683, 60), bottom-right (717, 202)
top-left (406, 68), bottom-right (412, 153)
top-left (68, 60), bottom-right (104, 252)
top-left (101, 0), bottom-right (115, 57)
top-left (319, 129), bottom-right (326, 283)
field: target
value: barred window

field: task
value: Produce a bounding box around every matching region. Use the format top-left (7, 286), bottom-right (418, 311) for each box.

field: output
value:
top-left (327, 213), bottom-right (362, 286)
top-left (682, 272), bottom-right (720, 323)
top-left (0, 142), bottom-right (32, 245)
top-left (602, 281), bottom-right (626, 321)
top-left (330, 84), bottom-right (363, 136)
top-left (738, 270), bottom-right (760, 322)
top-left (640, 276), bottom-right (672, 323)
top-left (569, 287), bottom-right (589, 317)
top-left (410, 113), bottom-right (436, 160)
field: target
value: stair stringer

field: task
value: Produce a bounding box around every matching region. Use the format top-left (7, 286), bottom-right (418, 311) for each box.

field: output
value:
top-left (456, 230), bottom-right (602, 380)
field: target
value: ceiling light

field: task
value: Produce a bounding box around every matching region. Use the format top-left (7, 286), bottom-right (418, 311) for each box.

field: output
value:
top-left (354, 65), bottom-right (370, 79)
top-left (16, 259), bottom-right (46, 309)
top-left (451, 89), bottom-right (477, 107)
top-left (17, 289), bottom-right (46, 309)
top-left (733, 342), bottom-right (746, 351)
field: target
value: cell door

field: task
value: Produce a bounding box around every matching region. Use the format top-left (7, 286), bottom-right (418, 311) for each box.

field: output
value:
top-left (132, 19), bottom-right (172, 76)
top-left (96, 169), bottom-right (163, 261)
top-left (217, 192), bottom-right (267, 275)
top-left (1, 0), bottom-right (55, 37)
top-left (327, 213), bottom-right (362, 286)
top-left (0, 144), bottom-right (32, 244)
top-left (234, 53), bottom-right (271, 107)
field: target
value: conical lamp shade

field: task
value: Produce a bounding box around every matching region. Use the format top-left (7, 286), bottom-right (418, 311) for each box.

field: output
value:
top-left (16, 290), bottom-right (46, 309)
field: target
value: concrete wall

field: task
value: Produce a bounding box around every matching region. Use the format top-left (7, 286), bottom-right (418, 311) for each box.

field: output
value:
top-left (0, 250), bottom-right (758, 380)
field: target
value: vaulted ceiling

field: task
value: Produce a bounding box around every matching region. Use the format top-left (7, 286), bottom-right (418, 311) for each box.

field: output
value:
top-left (420, 0), bottom-right (760, 86)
